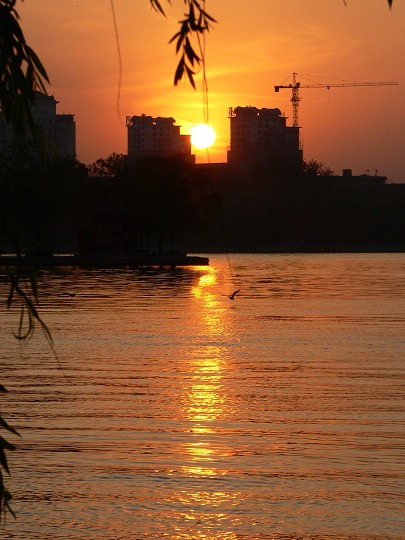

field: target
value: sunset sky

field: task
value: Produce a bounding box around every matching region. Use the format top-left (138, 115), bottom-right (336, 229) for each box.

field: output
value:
top-left (20, 1), bottom-right (405, 181)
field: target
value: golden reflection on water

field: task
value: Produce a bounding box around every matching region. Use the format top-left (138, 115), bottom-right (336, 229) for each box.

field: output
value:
top-left (185, 268), bottom-right (235, 433)
top-left (191, 270), bottom-right (225, 336)
top-left (186, 268), bottom-right (235, 428)
top-left (173, 268), bottom-right (240, 534)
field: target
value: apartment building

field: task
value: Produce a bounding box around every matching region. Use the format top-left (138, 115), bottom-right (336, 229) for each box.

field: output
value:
top-left (126, 114), bottom-right (194, 163)
top-left (0, 91), bottom-right (76, 158)
top-left (227, 106), bottom-right (301, 166)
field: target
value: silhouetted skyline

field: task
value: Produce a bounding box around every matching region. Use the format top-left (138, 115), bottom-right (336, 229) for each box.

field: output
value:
top-left (19, 1), bottom-right (404, 181)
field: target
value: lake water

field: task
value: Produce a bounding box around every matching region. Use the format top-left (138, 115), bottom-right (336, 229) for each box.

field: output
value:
top-left (0, 253), bottom-right (404, 539)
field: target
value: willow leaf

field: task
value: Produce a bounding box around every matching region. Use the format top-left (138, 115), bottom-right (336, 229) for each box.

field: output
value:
top-left (0, 419), bottom-right (19, 438)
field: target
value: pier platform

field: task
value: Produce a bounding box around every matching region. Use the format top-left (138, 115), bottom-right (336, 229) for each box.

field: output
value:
top-left (0, 253), bottom-right (209, 269)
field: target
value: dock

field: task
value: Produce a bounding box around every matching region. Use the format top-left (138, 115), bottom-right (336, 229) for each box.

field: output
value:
top-left (0, 253), bottom-right (209, 269)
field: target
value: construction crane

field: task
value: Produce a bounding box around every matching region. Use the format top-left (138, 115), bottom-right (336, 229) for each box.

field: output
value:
top-left (275, 72), bottom-right (398, 127)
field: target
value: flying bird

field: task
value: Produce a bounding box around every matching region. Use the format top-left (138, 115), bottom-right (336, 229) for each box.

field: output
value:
top-left (228, 289), bottom-right (240, 300)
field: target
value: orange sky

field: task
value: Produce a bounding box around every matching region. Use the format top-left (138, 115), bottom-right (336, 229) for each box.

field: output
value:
top-left (20, 0), bottom-right (405, 181)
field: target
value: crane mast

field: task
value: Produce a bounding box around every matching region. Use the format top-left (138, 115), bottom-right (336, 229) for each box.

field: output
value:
top-left (275, 72), bottom-right (399, 127)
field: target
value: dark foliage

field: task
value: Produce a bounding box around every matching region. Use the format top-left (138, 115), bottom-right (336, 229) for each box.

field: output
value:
top-left (87, 153), bottom-right (126, 178)
top-left (302, 159), bottom-right (334, 178)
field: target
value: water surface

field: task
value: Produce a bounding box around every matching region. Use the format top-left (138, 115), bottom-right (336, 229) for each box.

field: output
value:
top-left (1, 253), bottom-right (404, 539)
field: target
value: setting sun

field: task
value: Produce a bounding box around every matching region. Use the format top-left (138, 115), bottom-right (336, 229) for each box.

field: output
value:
top-left (191, 124), bottom-right (216, 149)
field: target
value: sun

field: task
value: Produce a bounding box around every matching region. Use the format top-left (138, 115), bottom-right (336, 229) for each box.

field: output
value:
top-left (191, 124), bottom-right (216, 149)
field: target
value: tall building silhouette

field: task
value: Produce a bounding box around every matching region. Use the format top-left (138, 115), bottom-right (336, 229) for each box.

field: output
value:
top-left (227, 106), bottom-right (301, 167)
top-left (0, 91), bottom-right (76, 158)
top-left (126, 114), bottom-right (194, 163)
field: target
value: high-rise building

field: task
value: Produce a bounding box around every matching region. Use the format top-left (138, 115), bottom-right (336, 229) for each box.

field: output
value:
top-left (32, 92), bottom-right (76, 158)
top-left (0, 91), bottom-right (76, 158)
top-left (126, 114), bottom-right (194, 163)
top-left (227, 106), bottom-right (301, 167)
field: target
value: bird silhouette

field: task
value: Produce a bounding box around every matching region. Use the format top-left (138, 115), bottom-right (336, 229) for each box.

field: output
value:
top-left (228, 289), bottom-right (240, 300)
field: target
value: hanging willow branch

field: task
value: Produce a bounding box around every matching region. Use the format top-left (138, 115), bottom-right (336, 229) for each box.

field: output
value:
top-left (6, 270), bottom-right (53, 346)
top-left (0, 1), bottom-right (51, 521)
top-left (0, 382), bottom-right (19, 525)
top-left (0, 0), bottom-right (49, 141)
top-left (151, 0), bottom-right (216, 88)
top-left (1, 266), bottom-right (56, 523)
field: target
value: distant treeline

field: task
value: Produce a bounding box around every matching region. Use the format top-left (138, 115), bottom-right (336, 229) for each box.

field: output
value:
top-left (1, 151), bottom-right (404, 254)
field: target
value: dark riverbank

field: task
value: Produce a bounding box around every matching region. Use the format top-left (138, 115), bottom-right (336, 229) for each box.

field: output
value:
top-left (1, 156), bottom-right (404, 256)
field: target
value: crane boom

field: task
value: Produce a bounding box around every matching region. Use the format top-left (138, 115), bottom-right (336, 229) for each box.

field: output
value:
top-left (274, 72), bottom-right (399, 127)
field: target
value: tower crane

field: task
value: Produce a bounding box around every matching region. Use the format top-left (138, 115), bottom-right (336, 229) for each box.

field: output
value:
top-left (274, 72), bottom-right (398, 127)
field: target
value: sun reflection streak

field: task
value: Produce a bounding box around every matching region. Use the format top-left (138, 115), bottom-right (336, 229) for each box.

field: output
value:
top-left (172, 268), bottom-right (241, 533)
top-left (185, 268), bottom-right (235, 435)
top-left (191, 269), bottom-right (227, 338)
